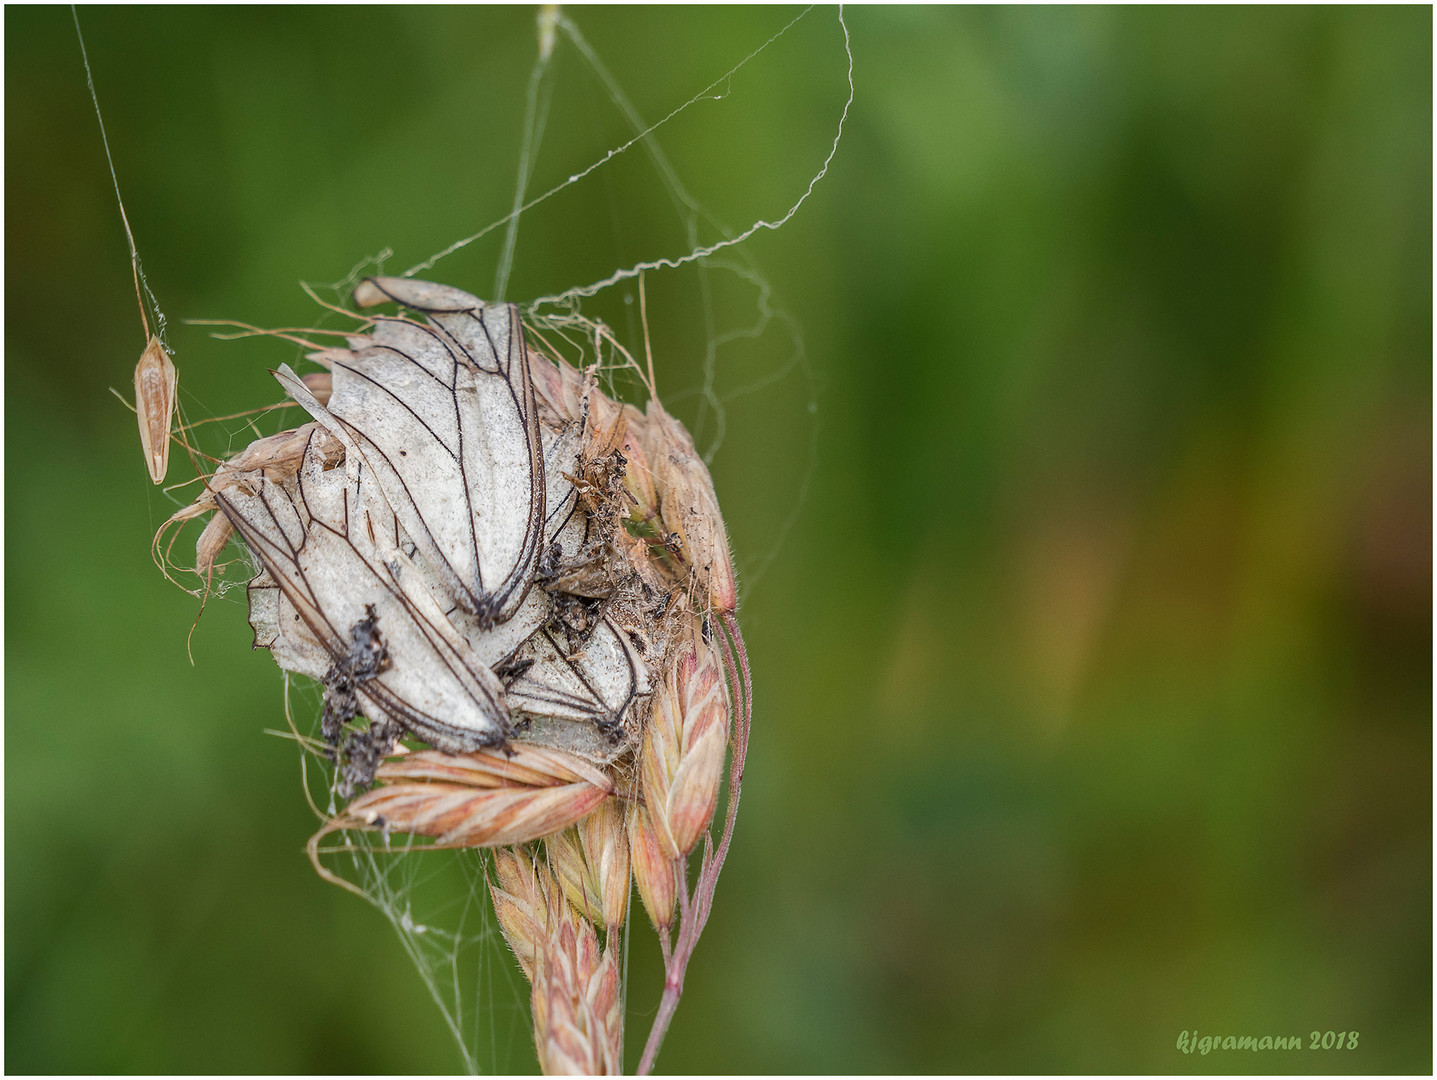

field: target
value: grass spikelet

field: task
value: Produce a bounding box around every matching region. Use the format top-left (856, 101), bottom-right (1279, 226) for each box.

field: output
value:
top-left (578, 798), bottom-right (631, 930)
top-left (548, 826), bottom-right (605, 926)
top-left (641, 618), bottom-right (730, 858)
top-left (531, 889), bottom-right (623, 1075)
top-left (491, 845), bottom-right (624, 1074)
top-left (491, 846), bottom-right (555, 983)
top-left (627, 803), bottom-right (677, 932)
top-left (134, 334), bottom-right (177, 484)
top-left (642, 402), bottom-right (737, 614)
top-left (310, 746), bottom-right (615, 862)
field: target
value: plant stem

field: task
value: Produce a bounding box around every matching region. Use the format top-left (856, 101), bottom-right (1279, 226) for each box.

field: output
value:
top-left (637, 613), bottom-right (751, 1074)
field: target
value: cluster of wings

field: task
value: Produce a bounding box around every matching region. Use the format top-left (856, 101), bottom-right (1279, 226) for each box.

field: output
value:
top-left (212, 277), bottom-right (655, 789)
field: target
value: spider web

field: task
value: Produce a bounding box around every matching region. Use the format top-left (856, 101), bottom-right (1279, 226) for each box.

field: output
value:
top-left (98, 5), bottom-right (852, 1072)
top-left (324, 14), bottom-right (847, 1068)
top-left (303, 10), bottom-right (849, 1071)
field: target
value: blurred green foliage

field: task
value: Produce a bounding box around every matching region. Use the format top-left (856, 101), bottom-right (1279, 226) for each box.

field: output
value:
top-left (6, 6), bottom-right (1430, 1073)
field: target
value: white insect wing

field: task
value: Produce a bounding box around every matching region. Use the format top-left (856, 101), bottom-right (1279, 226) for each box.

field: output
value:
top-left (358, 390), bottom-right (587, 667)
top-left (303, 281), bottom-right (545, 629)
top-left (248, 567), bottom-right (329, 681)
top-left (508, 618), bottom-right (652, 735)
top-left (225, 277), bottom-right (672, 774)
top-left (216, 430), bottom-right (512, 753)
top-left (541, 422), bottom-right (589, 561)
top-left (388, 542), bottom-right (549, 668)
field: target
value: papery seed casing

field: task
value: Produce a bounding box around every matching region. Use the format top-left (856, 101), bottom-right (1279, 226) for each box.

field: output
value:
top-left (134, 334), bottom-right (177, 484)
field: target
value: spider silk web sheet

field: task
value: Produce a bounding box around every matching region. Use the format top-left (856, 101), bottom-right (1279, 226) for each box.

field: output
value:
top-left (92, 5), bottom-right (852, 1072)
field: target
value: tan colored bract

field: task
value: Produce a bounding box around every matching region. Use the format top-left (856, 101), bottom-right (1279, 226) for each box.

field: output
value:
top-left (134, 334), bottom-right (177, 484)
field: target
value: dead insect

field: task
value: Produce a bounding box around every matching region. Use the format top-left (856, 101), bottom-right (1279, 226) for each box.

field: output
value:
top-left (306, 276), bottom-right (548, 630)
top-left (321, 603), bottom-right (393, 741)
top-left (217, 426), bottom-right (515, 787)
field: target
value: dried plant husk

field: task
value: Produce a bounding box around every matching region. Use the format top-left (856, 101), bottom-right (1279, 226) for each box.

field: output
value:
top-left (312, 745), bottom-right (614, 852)
top-left (490, 847), bottom-right (623, 1075)
top-left (547, 827), bottom-right (605, 927)
top-left (640, 401), bottom-right (737, 615)
top-left (578, 798), bottom-right (630, 930)
top-left (193, 510), bottom-right (233, 586)
top-left (627, 802), bottom-right (677, 931)
top-left (491, 846), bottom-right (557, 983)
top-left (531, 906), bottom-right (623, 1076)
top-left (617, 412), bottom-right (659, 522)
top-left (641, 617), bottom-right (730, 858)
top-left (134, 333), bottom-right (176, 484)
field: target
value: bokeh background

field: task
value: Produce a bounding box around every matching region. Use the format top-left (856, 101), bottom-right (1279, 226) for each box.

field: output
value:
top-left (6, 6), bottom-right (1430, 1073)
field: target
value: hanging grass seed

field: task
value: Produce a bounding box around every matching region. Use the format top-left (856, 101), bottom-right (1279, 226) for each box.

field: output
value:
top-left (153, 274), bottom-right (753, 1074)
top-left (134, 333), bottom-right (177, 484)
top-left (76, 7), bottom-right (180, 487)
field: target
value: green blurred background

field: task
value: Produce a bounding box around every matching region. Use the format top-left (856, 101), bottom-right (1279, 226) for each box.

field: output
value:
top-left (6, 5), bottom-right (1431, 1073)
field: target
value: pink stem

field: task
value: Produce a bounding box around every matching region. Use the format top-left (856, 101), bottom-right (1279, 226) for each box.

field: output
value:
top-left (637, 613), bottom-right (751, 1074)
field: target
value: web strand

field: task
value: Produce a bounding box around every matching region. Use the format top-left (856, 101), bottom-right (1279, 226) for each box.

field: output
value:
top-left (72, 5), bottom-right (166, 347)
top-left (404, 6), bottom-right (816, 280)
top-left (492, 11), bottom-right (557, 303)
top-left (528, 7), bottom-right (853, 308)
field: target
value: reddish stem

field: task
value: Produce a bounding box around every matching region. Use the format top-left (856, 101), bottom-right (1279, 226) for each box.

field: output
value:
top-left (637, 612), bottom-right (751, 1074)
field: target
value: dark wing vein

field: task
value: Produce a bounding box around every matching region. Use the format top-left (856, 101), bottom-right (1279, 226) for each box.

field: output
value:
top-left (310, 302), bottom-right (544, 628)
top-left (215, 435), bottom-right (510, 751)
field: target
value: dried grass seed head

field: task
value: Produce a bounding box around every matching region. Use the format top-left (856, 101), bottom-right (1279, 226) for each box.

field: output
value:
top-left (530, 897), bottom-right (623, 1076)
top-left (627, 802), bottom-right (677, 931)
top-left (640, 615), bottom-right (731, 859)
top-left (134, 333), bottom-right (177, 484)
top-left (315, 745), bottom-right (614, 857)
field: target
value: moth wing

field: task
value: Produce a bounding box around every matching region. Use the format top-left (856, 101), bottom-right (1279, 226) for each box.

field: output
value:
top-left (507, 619), bottom-right (653, 761)
top-left (217, 432), bottom-right (512, 753)
top-left (248, 567), bottom-right (329, 681)
top-left (353, 275), bottom-right (483, 313)
top-left (417, 301), bottom-right (548, 623)
top-left (386, 540), bottom-right (551, 670)
top-left (541, 422), bottom-right (588, 561)
top-left (382, 401), bottom-right (591, 667)
top-left (371, 419), bottom-right (582, 670)
top-left (305, 283), bottom-right (544, 629)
